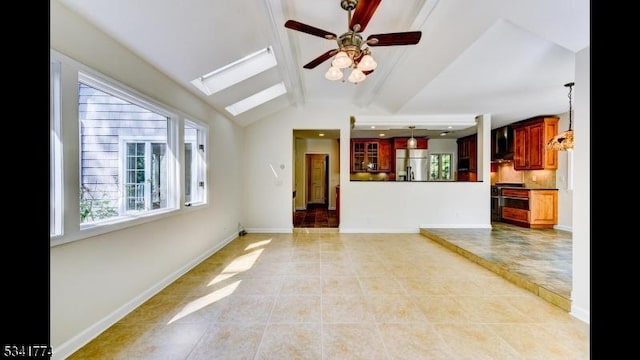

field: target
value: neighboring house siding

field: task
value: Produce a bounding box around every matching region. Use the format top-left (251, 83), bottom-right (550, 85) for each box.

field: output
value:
top-left (79, 83), bottom-right (167, 221)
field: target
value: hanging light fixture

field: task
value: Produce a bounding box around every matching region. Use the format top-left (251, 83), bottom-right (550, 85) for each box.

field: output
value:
top-left (407, 126), bottom-right (418, 149)
top-left (325, 66), bottom-right (343, 81)
top-left (348, 68), bottom-right (366, 83)
top-left (547, 82), bottom-right (575, 151)
top-left (326, 48), bottom-right (375, 83)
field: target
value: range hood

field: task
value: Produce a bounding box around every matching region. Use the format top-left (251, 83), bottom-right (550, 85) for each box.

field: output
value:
top-left (493, 126), bottom-right (514, 161)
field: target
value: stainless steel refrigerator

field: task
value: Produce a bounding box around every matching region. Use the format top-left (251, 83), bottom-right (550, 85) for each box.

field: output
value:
top-left (396, 149), bottom-right (428, 181)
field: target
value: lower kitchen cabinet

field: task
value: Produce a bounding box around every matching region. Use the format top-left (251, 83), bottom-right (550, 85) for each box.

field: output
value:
top-left (501, 188), bottom-right (558, 229)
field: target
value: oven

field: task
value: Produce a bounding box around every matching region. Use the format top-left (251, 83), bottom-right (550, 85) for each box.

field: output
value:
top-left (491, 183), bottom-right (524, 222)
top-left (490, 186), bottom-right (500, 221)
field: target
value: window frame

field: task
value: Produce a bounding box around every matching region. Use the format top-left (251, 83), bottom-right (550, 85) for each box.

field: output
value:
top-left (183, 119), bottom-right (208, 207)
top-left (77, 73), bottom-right (179, 230)
top-left (50, 49), bottom-right (208, 247)
top-left (50, 59), bottom-right (63, 237)
top-left (429, 152), bottom-right (454, 181)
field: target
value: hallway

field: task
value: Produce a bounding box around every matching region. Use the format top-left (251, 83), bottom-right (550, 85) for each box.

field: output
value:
top-left (293, 203), bottom-right (338, 228)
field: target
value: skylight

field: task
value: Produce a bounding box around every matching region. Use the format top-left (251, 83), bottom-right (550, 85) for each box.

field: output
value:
top-left (225, 82), bottom-right (286, 116)
top-left (191, 46), bottom-right (277, 96)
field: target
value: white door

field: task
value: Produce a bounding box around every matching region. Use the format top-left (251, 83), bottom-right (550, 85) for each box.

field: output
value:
top-left (308, 155), bottom-right (326, 204)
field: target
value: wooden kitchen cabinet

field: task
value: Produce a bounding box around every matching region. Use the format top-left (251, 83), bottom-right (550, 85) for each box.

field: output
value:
top-left (512, 116), bottom-right (559, 170)
top-left (351, 139), bottom-right (391, 172)
top-left (378, 139), bottom-right (392, 171)
top-left (457, 134), bottom-right (477, 181)
top-left (501, 188), bottom-right (558, 229)
top-left (393, 137), bottom-right (428, 150)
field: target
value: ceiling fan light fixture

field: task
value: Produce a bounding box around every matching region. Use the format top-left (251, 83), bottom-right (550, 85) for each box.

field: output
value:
top-left (348, 68), bottom-right (366, 83)
top-left (325, 66), bottom-right (344, 81)
top-left (332, 51), bottom-right (353, 68)
top-left (357, 54), bottom-right (377, 71)
top-left (284, 1), bottom-right (422, 84)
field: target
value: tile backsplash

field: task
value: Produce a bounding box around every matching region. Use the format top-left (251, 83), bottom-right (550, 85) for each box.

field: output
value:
top-left (494, 162), bottom-right (556, 188)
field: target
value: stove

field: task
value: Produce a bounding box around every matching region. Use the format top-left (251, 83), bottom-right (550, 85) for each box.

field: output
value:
top-left (491, 183), bottom-right (524, 221)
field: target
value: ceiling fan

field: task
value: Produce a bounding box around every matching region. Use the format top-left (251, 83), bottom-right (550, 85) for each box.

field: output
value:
top-left (284, 0), bottom-right (422, 83)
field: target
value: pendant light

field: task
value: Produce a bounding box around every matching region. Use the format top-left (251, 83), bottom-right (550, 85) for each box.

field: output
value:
top-left (547, 82), bottom-right (575, 151)
top-left (407, 126), bottom-right (417, 149)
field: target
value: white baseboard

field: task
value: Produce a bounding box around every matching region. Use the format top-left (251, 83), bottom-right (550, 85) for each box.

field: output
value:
top-left (339, 227), bottom-right (421, 233)
top-left (554, 224), bottom-right (573, 232)
top-left (52, 231), bottom-right (238, 360)
top-left (245, 227), bottom-right (293, 233)
top-left (421, 223), bottom-right (493, 229)
top-left (570, 305), bottom-right (590, 324)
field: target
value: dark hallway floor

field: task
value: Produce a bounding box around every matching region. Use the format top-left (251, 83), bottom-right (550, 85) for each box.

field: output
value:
top-left (293, 203), bottom-right (338, 228)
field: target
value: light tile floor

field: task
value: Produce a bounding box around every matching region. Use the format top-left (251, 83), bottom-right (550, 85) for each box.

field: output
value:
top-left (69, 232), bottom-right (589, 359)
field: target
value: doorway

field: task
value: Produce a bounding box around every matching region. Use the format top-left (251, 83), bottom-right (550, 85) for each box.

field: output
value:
top-left (292, 130), bottom-right (340, 228)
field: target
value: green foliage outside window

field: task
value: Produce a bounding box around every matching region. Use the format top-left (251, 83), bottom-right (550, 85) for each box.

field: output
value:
top-left (80, 186), bottom-right (118, 223)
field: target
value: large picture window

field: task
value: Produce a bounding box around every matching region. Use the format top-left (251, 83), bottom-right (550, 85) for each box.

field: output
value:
top-left (51, 50), bottom-right (209, 246)
top-left (78, 75), bottom-right (175, 225)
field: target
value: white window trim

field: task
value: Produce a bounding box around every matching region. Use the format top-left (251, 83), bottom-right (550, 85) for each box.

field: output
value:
top-left (184, 119), bottom-right (208, 207)
top-left (50, 49), bottom-right (210, 247)
top-left (430, 152), bottom-right (454, 181)
top-left (50, 59), bottom-right (63, 237)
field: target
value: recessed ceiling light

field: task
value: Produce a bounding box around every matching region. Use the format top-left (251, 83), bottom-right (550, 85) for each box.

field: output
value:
top-left (319, 133), bottom-right (325, 137)
top-left (379, 133), bottom-right (385, 137)
top-left (191, 46), bottom-right (277, 96)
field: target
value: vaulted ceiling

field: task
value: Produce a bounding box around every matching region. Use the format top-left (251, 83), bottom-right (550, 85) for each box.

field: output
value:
top-left (54, 0), bottom-right (589, 138)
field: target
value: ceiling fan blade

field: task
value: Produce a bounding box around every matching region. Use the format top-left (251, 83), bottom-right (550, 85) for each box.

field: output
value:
top-left (367, 31), bottom-right (422, 46)
top-left (285, 20), bottom-right (336, 40)
top-left (349, 0), bottom-right (382, 32)
top-left (303, 49), bottom-right (338, 69)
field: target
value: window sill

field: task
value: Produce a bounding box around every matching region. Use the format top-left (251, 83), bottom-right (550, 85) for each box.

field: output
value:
top-left (50, 203), bottom-right (208, 247)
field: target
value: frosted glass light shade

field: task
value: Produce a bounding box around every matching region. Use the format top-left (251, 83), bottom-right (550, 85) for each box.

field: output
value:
top-left (357, 54), bottom-right (377, 71)
top-left (348, 68), bottom-right (366, 83)
top-left (332, 51), bottom-right (352, 68)
top-left (325, 66), bottom-right (343, 81)
top-left (407, 137), bottom-right (418, 149)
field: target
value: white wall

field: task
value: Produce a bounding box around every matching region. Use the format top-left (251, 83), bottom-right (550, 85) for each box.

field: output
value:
top-left (571, 46), bottom-right (590, 323)
top-left (427, 138), bottom-right (458, 155)
top-left (555, 111), bottom-right (574, 231)
top-left (244, 104), bottom-right (492, 233)
top-left (50, 2), bottom-right (244, 358)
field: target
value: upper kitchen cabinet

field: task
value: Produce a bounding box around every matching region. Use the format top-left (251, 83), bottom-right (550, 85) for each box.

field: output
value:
top-left (351, 138), bottom-right (392, 172)
top-left (457, 134), bottom-right (477, 181)
top-left (393, 137), bottom-right (428, 150)
top-left (511, 116), bottom-right (559, 170)
top-left (378, 140), bottom-right (392, 172)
